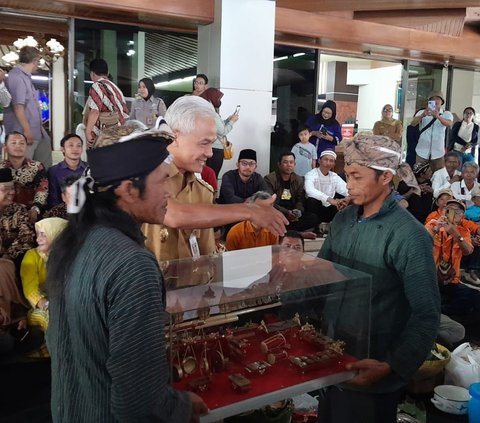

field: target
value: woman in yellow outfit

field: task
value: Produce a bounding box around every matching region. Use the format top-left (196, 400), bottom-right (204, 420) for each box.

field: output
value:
top-left (20, 217), bottom-right (67, 356)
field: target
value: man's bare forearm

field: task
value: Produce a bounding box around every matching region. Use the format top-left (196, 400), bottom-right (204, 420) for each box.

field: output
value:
top-left (85, 109), bottom-right (99, 135)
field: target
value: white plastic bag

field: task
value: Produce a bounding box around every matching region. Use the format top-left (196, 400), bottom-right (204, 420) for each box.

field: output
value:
top-left (445, 342), bottom-right (480, 389)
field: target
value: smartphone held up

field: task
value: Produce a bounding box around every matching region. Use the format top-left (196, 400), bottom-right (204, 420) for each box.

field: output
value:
top-left (446, 209), bottom-right (455, 224)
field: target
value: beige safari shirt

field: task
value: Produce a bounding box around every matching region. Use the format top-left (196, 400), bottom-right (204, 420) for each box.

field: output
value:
top-left (142, 163), bottom-right (215, 262)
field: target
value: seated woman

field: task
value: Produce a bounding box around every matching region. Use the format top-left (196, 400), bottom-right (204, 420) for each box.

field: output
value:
top-left (20, 217), bottom-right (67, 356)
top-left (448, 106), bottom-right (479, 164)
top-left (372, 104), bottom-right (403, 143)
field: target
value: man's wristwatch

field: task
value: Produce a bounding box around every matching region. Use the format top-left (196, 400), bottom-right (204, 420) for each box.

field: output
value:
top-left (458, 236), bottom-right (465, 243)
top-left (31, 206), bottom-right (40, 214)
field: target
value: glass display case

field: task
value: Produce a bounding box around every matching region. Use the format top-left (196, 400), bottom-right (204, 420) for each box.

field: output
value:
top-left (163, 245), bottom-right (372, 422)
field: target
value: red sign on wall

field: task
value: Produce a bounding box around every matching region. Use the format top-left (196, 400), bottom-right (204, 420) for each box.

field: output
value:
top-left (341, 124), bottom-right (355, 139)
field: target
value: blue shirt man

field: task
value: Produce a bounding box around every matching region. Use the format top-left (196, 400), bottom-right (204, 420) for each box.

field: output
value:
top-left (47, 134), bottom-right (87, 208)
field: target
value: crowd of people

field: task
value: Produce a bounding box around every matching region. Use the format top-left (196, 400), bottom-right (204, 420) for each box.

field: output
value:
top-left (0, 46), bottom-right (478, 422)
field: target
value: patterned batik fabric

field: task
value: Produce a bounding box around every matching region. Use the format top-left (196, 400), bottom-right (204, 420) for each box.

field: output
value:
top-left (0, 159), bottom-right (48, 208)
top-left (0, 203), bottom-right (35, 259)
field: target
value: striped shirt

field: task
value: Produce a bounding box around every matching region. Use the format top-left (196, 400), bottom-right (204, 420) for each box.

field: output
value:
top-left (47, 226), bottom-right (191, 422)
top-left (85, 77), bottom-right (129, 138)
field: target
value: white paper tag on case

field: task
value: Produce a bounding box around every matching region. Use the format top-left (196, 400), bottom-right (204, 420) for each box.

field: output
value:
top-left (189, 232), bottom-right (200, 259)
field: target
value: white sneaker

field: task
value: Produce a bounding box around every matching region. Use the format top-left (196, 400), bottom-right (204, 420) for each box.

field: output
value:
top-left (463, 270), bottom-right (480, 286)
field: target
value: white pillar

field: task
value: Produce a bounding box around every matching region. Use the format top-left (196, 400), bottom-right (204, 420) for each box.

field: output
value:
top-left (198, 0), bottom-right (275, 177)
top-left (52, 57), bottom-right (66, 150)
top-left (132, 31), bottom-right (146, 94)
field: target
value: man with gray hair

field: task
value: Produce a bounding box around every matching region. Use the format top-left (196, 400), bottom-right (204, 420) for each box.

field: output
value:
top-left (4, 47), bottom-right (52, 168)
top-left (431, 151), bottom-right (461, 198)
top-left (142, 97), bottom-right (287, 261)
top-left (225, 191), bottom-right (278, 251)
top-left (451, 161), bottom-right (480, 207)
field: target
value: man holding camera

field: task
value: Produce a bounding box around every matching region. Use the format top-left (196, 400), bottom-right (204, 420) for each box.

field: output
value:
top-left (411, 90), bottom-right (453, 173)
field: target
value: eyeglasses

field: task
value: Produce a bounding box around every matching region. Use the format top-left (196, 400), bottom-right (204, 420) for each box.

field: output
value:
top-left (383, 108), bottom-right (393, 112)
top-left (445, 208), bottom-right (464, 216)
top-left (239, 160), bottom-right (257, 167)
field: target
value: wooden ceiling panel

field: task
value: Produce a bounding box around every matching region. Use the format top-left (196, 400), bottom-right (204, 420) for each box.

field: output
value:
top-left (277, 0), bottom-right (480, 12)
top-left (276, 7), bottom-right (480, 66)
top-left (354, 9), bottom-right (466, 36)
top-left (0, 0), bottom-right (214, 30)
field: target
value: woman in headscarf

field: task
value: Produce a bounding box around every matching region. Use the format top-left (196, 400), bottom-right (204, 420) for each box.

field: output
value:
top-left (449, 106), bottom-right (479, 164)
top-left (20, 217), bottom-right (67, 356)
top-left (373, 104), bottom-right (403, 143)
top-left (200, 87), bottom-right (239, 177)
top-left (129, 78), bottom-right (167, 128)
top-left (305, 100), bottom-right (343, 157)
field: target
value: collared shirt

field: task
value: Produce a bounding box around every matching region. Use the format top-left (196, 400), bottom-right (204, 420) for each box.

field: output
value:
top-left (425, 222), bottom-right (472, 284)
top-left (84, 77), bottom-right (129, 140)
top-left (129, 96), bottom-right (167, 128)
top-left (47, 160), bottom-right (87, 208)
top-left (0, 203), bottom-right (35, 259)
top-left (0, 158), bottom-right (48, 208)
top-left (320, 193), bottom-right (440, 393)
top-left (304, 168), bottom-right (348, 207)
top-left (415, 109), bottom-right (453, 160)
top-left (142, 163), bottom-right (215, 261)
top-left (451, 180), bottom-right (480, 207)
top-left (225, 220), bottom-right (278, 251)
top-left (425, 209), bottom-right (479, 234)
top-left (431, 167), bottom-right (462, 198)
top-left (4, 65), bottom-right (48, 141)
top-left (218, 170), bottom-right (268, 204)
